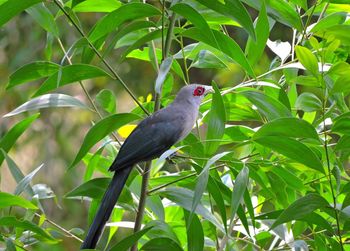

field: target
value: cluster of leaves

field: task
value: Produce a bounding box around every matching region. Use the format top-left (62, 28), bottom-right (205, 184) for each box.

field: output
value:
top-left (1, 0), bottom-right (350, 250)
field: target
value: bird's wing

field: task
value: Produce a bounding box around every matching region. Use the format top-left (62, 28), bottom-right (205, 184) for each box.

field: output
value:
top-left (110, 111), bottom-right (184, 171)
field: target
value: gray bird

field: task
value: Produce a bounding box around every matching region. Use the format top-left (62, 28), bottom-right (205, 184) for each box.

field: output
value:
top-left (81, 84), bottom-right (214, 249)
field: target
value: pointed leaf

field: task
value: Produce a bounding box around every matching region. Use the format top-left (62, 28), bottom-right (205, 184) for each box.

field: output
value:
top-left (109, 226), bottom-right (153, 251)
top-left (254, 118), bottom-right (319, 140)
top-left (206, 82), bottom-right (226, 154)
top-left (190, 152), bottom-right (230, 223)
top-left (254, 136), bottom-right (324, 173)
top-left (271, 193), bottom-right (329, 229)
top-left (96, 89), bottom-right (117, 114)
top-left (26, 3), bottom-right (59, 37)
top-left (14, 164), bottom-right (44, 195)
top-left (4, 94), bottom-right (90, 117)
top-left (0, 0), bottom-right (42, 27)
top-left (69, 113), bottom-right (141, 169)
top-left (7, 61), bottom-right (60, 89)
top-left (0, 216), bottom-right (53, 240)
top-left (182, 27), bottom-right (255, 77)
top-left (0, 192), bottom-right (37, 209)
top-left (65, 177), bottom-right (110, 200)
top-left (0, 114), bottom-right (39, 166)
top-left (155, 57), bottom-right (173, 94)
top-left (230, 166), bottom-right (249, 222)
top-left (295, 93), bottom-right (322, 112)
top-left (295, 45), bottom-right (319, 77)
top-left (241, 91), bottom-right (292, 121)
top-left (88, 3), bottom-right (161, 42)
top-left (184, 211), bottom-right (204, 251)
top-left (33, 64), bottom-right (111, 97)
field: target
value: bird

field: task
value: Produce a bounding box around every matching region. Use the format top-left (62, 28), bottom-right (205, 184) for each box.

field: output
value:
top-left (81, 84), bottom-right (214, 249)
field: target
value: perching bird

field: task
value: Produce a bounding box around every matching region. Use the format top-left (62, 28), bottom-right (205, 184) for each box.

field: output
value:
top-left (81, 84), bottom-right (214, 249)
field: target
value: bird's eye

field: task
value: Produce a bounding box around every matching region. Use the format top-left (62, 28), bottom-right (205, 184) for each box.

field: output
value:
top-left (193, 87), bottom-right (205, 96)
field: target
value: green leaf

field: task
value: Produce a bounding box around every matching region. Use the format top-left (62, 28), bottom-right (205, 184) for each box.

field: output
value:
top-left (295, 93), bottom-right (322, 112)
top-left (311, 12), bottom-right (347, 33)
top-left (230, 166), bottom-right (249, 222)
top-left (4, 94), bottom-right (90, 117)
top-left (332, 117), bottom-right (350, 135)
top-left (241, 91), bottom-right (292, 121)
top-left (88, 3), bottom-right (161, 42)
top-left (205, 82), bottom-right (226, 154)
top-left (70, 0), bottom-right (121, 13)
top-left (109, 227), bottom-right (153, 251)
top-left (254, 118), bottom-right (319, 140)
top-left (0, 0), bottom-right (42, 27)
top-left (246, 1), bottom-right (269, 66)
top-left (0, 114), bottom-right (39, 166)
top-left (271, 193), bottom-right (329, 229)
top-left (65, 177), bottom-right (110, 200)
top-left (190, 152), bottom-right (230, 223)
top-left (295, 45), bottom-right (319, 77)
top-left (0, 150), bottom-right (34, 196)
top-left (254, 136), bottom-right (324, 173)
top-left (15, 164), bottom-right (43, 195)
top-left (242, 0), bottom-right (303, 31)
top-left (69, 113), bottom-right (141, 170)
top-left (96, 89), bottom-right (117, 114)
top-left (141, 237), bottom-right (183, 251)
top-left (26, 3), bottom-right (59, 37)
top-left (182, 28), bottom-right (255, 77)
top-left (195, 0), bottom-right (255, 40)
top-left (184, 211), bottom-right (204, 251)
top-left (0, 216), bottom-right (54, 240)
top-left (332, 75), bottom-right (350, 95)
top-left (159, 187), bottom-right (224, 232)
top-left (0, 192), bottom-right (37, 209)
top-left (7, 61), bottom-right (60, 89)
top-left (171, 3), bottom-right (217, 45)
top-left (33, 64), bottom-right (111, 97)
top-left (155, 57), bottom-right (173, 95)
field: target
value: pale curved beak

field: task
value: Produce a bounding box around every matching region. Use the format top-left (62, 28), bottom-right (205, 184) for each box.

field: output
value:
top-left (204, 86), bottom-right (214, 95)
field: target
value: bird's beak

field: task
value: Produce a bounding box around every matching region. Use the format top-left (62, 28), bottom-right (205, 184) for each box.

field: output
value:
top-left (204, 86), bottom-right (214, 95)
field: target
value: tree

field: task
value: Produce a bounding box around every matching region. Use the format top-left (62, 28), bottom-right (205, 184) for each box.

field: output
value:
top-left (0, 0), bottom-right (349, 250)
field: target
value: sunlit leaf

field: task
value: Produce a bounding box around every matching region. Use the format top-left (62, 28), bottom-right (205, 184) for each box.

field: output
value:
top-left (0, 114), bottom-right (39, 166)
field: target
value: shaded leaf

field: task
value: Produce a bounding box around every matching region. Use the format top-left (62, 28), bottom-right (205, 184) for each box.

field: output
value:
top-left (141, 237), bottom-right (183, 251)
top-left (241, 91), bottom-right (292, 121)
top-left (206, 82), bottom-right (226, 154)
top-left (0, 216), bottom-right (54, 240)
top-left (69, 113), bottom-right (141, 170)
top-left (184, 211), bottom-right (204, 251)
top-left (15, 164), bottom-right (44, 195)
top-left (26, 3), bottom-right (59, 37)
top-left (65, 177), bottom-right (110, 200)
top-left (155, 57), bottom-right (173, 95)
top-left (254, 136), bottom-right (324, 173)
top-left (96, 89), bottom-right (116, 114)
top-left (109, 226), bottom-right (153, 251)
top-left (295, 93), bottom-right (322, 112)
top-left (271, 193), bottom-right (329, 229)
top-left (230, 166), bottom-right (249, 222)
top-left (254, 118), bottom-right (319, 140)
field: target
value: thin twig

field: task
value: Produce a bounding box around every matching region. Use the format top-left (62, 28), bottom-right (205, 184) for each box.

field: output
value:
top-left (34, 213), bottom-right (83, 242)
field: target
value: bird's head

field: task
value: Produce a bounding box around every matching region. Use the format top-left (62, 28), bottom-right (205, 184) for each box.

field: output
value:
top-left (174, 84), bottom-right (214, 106)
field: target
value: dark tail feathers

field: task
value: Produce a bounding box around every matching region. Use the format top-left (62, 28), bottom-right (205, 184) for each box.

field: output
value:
top-left (81, 167), bottom-right (132, 249)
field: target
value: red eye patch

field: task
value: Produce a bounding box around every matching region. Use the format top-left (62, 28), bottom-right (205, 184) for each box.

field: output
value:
top-left (193, 86), bottom-right (205, 96)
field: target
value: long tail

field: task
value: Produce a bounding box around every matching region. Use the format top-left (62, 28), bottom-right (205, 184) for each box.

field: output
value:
top-left (81, 166), bottom-right (132, 249)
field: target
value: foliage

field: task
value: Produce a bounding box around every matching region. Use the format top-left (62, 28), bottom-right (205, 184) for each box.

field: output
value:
top-left (1, 0), bottom-right (350, 250)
